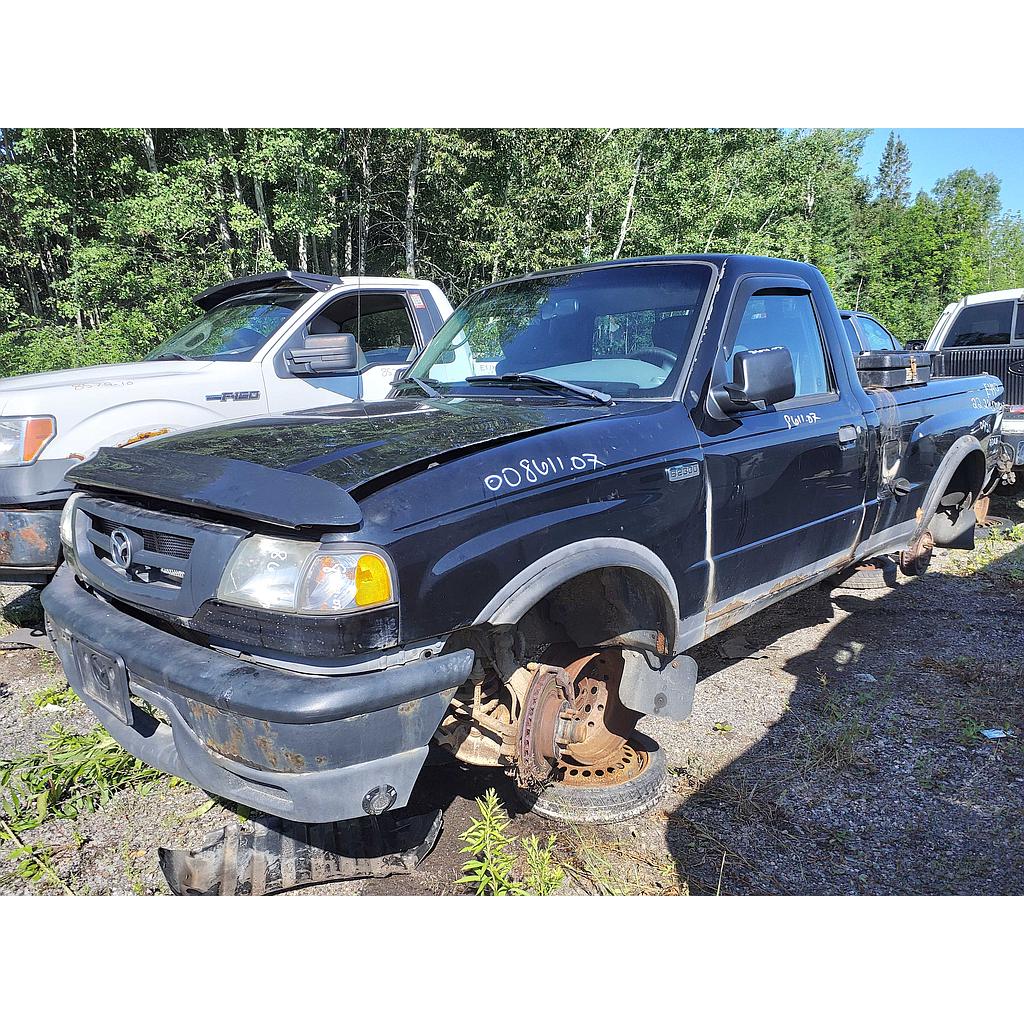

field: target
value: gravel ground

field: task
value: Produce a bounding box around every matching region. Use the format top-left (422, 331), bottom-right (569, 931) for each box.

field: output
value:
top-left (2, 489), bottom-right (1022, 896)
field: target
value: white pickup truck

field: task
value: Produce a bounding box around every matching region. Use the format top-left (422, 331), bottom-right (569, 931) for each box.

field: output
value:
top-left (0, 271), bottom-right (452, 584)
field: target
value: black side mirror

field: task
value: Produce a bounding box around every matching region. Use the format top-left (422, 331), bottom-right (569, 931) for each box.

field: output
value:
top-left (904, 339), bottom-right (926, 351)
top-left (710, 346), bottom-right (796, 417)
top-left (287, 333), bottom-right (359, 375)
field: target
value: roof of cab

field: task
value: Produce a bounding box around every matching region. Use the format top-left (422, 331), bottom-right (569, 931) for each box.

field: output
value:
top-left (193, 270), bottom-right (440, 311)
top-left (478, 253), bottom-right (824, 293)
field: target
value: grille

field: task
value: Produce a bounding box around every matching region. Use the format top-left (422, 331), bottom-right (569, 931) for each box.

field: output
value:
top-left (92, 516), bottom-right (194, 560)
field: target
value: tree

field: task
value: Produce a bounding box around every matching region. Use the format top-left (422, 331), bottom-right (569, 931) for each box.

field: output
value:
top-left (875, 131), bottom-right (912, 207)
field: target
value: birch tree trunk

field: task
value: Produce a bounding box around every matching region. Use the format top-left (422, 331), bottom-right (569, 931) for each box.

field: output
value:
top-left (404, 133), bottom-right (422, 276)
top-left (613, 152), bottom-right (642, 260)
top-left (142, 130), bottom-right (159, 173)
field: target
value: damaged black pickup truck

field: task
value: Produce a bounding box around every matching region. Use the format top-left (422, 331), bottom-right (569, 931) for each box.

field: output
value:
top-left (42, 255), bottom-right (1006, 825)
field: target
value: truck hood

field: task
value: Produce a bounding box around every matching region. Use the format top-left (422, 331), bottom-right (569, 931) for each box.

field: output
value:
top-left (0, 359), bottom-right (212, 405)
top-left (68, 397), bottom-right (619, 529)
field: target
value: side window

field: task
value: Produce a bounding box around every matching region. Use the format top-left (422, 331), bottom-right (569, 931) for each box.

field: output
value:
top-left (842, 317), bottom-right (862, 353)
top-left (338, 306), bottom-right (415, 364)
top-left (857, 316), bottom-right (897, 351)
top-left (306, 293), bottom-right (417, 366)
top-left (729, 291), bottom-right (831, 399)
top-left (944, 301), bottom-right (1013, 347)
top-left (1015, 303), bottom-right (1024, 342)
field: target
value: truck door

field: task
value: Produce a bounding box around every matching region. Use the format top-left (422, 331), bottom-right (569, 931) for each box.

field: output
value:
top-left (264, 289), bottom-right (426, 412)
top-left (698, 277), bottom-right (869, 603)
top-left (936, 298), bottom-right (1024, 404)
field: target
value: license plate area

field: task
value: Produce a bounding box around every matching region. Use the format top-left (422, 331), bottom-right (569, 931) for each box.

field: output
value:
top-left (73, 639), bottom-right (132, 725)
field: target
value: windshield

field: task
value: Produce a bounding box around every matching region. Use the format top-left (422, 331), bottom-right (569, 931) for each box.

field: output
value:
top-left (146, 289), bottom-right (309, 362)
top-left (407, 263), bottom-right (713, 399)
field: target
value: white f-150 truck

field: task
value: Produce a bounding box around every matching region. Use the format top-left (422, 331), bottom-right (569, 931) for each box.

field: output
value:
top-left (0, 270), bottom-right (452, 584)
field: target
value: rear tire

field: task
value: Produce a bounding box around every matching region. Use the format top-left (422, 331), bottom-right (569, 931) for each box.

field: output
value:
top-left (831, 556), bottom-right (897, 592)
top-left (516, 733), bottom-right (667, 824)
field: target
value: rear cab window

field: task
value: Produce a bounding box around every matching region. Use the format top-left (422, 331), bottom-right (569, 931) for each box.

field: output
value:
top-left (943, 301), bottom-right (1014, 347)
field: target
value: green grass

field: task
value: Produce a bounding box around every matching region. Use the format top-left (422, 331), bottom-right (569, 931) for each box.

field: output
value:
top-left (0, 723), bottom-right (173, 831)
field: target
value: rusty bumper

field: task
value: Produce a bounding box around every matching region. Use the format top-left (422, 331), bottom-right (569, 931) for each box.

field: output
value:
top-left (0, 507), bottom-right (62, 584)
top-left (42, 566), bottom-right (473, 822)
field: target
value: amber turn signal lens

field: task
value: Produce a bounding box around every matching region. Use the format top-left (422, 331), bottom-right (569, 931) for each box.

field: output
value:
top-left (355, 553), bottom-right (392, 606)
top-left (23, 417), bottom-right (55, 462)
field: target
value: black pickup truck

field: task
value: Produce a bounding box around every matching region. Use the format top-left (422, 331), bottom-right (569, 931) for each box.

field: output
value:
top-left (42, 255), bottom-right (1005, 826)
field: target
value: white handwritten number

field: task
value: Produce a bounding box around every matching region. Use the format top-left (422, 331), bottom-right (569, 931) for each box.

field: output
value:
top-left (484, 453), bottom-right (606, 493)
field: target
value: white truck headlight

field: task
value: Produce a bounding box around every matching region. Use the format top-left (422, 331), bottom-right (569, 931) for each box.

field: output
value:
top-left (0, 416), bottom-right (56, 467)
top-left (216, 536), bottom-right (394, 615)
top-left (59, 492), bottom-right (83, 551)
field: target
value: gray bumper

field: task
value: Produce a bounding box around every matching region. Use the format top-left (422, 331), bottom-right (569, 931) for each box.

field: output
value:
top-left (0, 459), bottom-right (78, 584)
top-left (0, 508), bottom-right (62, 583)
top-left (42, 567), bottom-right (472, 822)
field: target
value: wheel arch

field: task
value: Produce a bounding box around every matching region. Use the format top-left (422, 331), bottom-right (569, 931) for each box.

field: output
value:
top-left (473, 539), bottom-right (682, 653)
top-left (914, 435), bottom-right (988, 548)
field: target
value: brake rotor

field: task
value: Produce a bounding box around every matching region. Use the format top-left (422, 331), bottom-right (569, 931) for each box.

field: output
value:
top-left (516, 648), bottom-right (640, 788)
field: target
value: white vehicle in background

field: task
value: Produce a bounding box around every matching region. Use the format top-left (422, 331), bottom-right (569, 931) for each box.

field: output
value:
top-left (912, 288), bottom-right (1024, 472)
top-left (0, 271), bottom-right (452, 584)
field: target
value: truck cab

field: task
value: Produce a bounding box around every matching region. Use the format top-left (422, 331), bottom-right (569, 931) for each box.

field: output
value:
top-left (0, 271), bottom-right (452, 583)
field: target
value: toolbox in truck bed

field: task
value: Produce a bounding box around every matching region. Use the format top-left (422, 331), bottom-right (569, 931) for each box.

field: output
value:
top-left (855, 350), bottom-right (934, 388)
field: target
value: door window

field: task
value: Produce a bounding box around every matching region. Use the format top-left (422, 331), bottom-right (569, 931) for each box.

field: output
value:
top-left (944, 301), bottom-right (1013, 347)
top-left (306, 293), bottom-right (417, 366)
top-left (856, 316), bottom-right (898, 351)
top-left (729, 291), bottom-right (831, 399)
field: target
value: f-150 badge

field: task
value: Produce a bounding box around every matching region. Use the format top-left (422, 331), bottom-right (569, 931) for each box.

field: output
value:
top-left (205, 391), bottom-right (261, 402)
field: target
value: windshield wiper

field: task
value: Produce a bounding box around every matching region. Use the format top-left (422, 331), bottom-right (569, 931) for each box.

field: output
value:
top-left (394, 375), bottom-right (441, 399)
top-left (464, 372), bottom-right (613, 405)
top-left (150, 352), bottom-right (191, 361)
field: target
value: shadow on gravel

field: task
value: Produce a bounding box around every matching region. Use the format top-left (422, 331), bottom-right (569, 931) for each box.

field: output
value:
top-left (663, 524), bottom-right (1024, 895)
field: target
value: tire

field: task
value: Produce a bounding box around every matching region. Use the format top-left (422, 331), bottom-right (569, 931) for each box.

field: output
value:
top-left (516, 733), bottom-right (667, 824)
top-left (975, 515), bottom-right (1013, 541)
top-left (831, 556), bottom-right (897, 592)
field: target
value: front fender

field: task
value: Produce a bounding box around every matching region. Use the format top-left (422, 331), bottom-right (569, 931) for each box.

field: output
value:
top-left (58, 399), bottom-right (226, 458)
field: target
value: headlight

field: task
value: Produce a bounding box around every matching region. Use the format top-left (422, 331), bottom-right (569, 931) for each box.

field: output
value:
top-left (0, 416), bottom-right (56, 467)
top-left (59, 492), bottom-right (83, 552)
top-left (216, 536), bottom-right (394, 615)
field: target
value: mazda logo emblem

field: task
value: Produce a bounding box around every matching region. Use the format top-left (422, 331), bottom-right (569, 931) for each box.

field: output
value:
top-left (109, 529), bottom-right (133, 570)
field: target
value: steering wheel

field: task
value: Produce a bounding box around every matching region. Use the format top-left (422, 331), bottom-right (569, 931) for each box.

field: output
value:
top-left (631, 347), bottom-right (678, 372)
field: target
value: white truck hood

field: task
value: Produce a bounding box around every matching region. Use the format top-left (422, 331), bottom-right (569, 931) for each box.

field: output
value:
top-left (0, 359), bottom-right (213, 416)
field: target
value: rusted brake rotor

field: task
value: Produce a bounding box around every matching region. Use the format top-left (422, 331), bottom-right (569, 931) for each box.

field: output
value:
top-left (516, 648), bottom-right (642, 788)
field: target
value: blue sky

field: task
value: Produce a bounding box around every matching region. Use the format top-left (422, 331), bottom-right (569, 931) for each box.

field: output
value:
top-left (858, 129), bottom-right (1024, 214)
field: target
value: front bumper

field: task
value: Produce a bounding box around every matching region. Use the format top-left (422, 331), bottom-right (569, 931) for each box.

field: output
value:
top-left (0, 459), bottom-right (78, 584)
top-left (0, 508), bottom-right (63, 584)
top-left (42, 567), bottom-right (473, 822)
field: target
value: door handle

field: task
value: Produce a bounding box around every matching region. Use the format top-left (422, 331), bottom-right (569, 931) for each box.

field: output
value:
top-left (838, 424), bottom-right (859, 449)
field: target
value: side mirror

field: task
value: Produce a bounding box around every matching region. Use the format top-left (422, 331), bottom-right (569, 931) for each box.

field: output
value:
top-left (286, 333), bottom-right (359, 375)
top-left (904, 339), bottom-right (926, 351)
top-left (711, 346), bottom-right (796, 417)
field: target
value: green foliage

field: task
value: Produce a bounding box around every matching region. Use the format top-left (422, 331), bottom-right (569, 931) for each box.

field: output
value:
top-left (459, 788), bottom-right (524, 895)
top-left (0, 723), bottom-right (171, 830)
top-left (458, 788), bottom-right (565, 895)
top-left (522, 833), bottom-right (565, 895)
top-left (30, 681), bottom-right (79, 709)
top-left (1, 128), bottom-right (1022, 376)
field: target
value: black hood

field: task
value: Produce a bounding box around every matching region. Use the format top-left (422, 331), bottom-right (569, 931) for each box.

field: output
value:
top-left (68, 398), bottom-right (617, 529)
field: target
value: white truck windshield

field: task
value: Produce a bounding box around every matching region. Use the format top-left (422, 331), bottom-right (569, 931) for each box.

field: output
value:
top-left (146, 289), bottom-right (308, 362)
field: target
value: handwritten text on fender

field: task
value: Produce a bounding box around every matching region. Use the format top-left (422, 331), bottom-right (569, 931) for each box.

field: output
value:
top-left (484, 453), bottom-right (606, 493)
